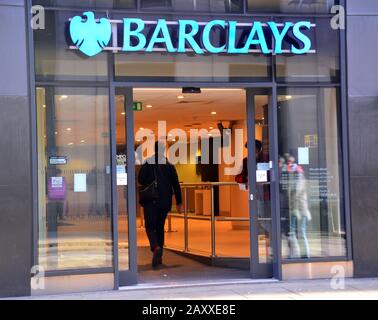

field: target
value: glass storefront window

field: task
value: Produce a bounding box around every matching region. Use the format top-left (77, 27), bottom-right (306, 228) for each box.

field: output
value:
top-left (115, 53), bottom-right (270, 82)
top-left (141, 0), bottom-right (171, 9)
top-left (32, 0), bottom-right (136, 9)
top-left (275, 18), bottom-right (340, 83)
top-left (36, 87), bottom-right (113, 271)
top-left (34, 10), bottom-right (108, 82)
top-left (277, 88), bottom-right (346, 259)
top-left (247, 0), bottom-right (336, 13)
top-left (141, 0), bottom-right (243, 12)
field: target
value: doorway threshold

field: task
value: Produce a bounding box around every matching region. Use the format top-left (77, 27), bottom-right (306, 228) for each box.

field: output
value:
top-left (119, 278), bottom-right (278, 291)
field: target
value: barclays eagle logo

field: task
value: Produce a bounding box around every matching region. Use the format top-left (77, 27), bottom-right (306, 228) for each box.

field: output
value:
top-left (69, 11), bottom-right (111, 57)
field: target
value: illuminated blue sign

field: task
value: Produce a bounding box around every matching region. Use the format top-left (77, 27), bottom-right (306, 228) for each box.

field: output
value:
top-left (69, 12), bottom-right (112, 57)
top-left (69, 12), bottom-right (313, 57)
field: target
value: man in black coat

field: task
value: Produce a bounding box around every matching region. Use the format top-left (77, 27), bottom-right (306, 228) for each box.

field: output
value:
top-left (138, 142), bottom-right (183, 268)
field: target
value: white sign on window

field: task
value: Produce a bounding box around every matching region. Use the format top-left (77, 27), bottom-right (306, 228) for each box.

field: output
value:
top-left (256, 170), bottom-right (268, 183)
top-left (298, 147), bottom-right (310, 165)
top-left (74, 173), bottom-right (87, 192)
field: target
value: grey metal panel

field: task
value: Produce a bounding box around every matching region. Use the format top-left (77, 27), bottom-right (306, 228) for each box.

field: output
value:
top-left (0, 5), bottom-right (28, 96)
top-left (348, 97), bottom-right (378, 177)
top-left (347, 16), bottom-right (378, 97)
top-left (348, 96), bottom-right (378, 277)
top-left (350, 177), bottom-right (378, 277)
top-left (347, 0), bottom-right (378, 15)
top-left (0, 96), bottom-right (32, 297)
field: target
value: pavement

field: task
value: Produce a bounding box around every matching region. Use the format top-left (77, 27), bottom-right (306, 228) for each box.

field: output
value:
top-left (9, 278), bottom-right (378, 300)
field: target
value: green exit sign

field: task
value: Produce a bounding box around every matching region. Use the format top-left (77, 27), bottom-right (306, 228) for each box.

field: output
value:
top-left (133, 102), bottom-right (143, 111)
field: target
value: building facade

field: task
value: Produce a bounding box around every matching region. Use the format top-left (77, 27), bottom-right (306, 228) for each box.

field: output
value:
top-left (0, 0), bottom-right (377, 298)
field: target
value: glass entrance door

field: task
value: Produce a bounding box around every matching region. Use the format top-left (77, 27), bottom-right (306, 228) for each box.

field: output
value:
top-left (112, 86), bottom-right (278, 287)
top-left (246, 88), bottom-right (276, 279)
top-left (113, 87), bottom-right (138, 286)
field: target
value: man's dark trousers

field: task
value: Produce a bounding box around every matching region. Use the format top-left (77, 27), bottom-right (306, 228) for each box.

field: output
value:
top-left (143, 203), bottom-right (168, 254)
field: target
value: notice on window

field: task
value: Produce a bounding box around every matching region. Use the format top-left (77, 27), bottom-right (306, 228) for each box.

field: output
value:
top-left (256, 170), bottom-right (268, 183)
top-left (298, 147), bottom-right (309, 165)
top-left (117, 173), bottom-right (128, 186)
top-left (51, 176), bottom-right (63, 188)
top-left (257, 162), bottom-right (270, 171)
top-left (74, 173), bottom-right (87, 192)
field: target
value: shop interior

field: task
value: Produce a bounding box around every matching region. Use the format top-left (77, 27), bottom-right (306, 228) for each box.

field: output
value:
top-left (116, 88), bottom-right (271, 283)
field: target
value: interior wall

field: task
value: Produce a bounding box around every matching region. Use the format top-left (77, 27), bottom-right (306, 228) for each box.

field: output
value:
top-left (347, 1), bottom-right (378, 277)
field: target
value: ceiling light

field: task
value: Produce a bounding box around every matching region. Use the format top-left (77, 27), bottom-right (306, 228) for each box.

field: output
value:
top-left (66, 128), bottom-right (72, 131)
top-left (68, 142), bottom-right (74, 146)
top-left (55, 131), bottom-right (58, 135)
top-left (80, 140), bottom-right (85, 143)
top-left (140, 127), bottom-right (144, 130)
top-left (121, 112), bottom-right (126, 115)
top-left (146, 105), bottom-right (153, 108)
top-left (285, 95), bottom-right (292, 100)
top-left (211, 111), bottom-right (217, 115)
top-left (209, 126), bottom-right (213, 130)
top-left (177, 95), bottom-right (184, 99)
top-left (42, 104), bottom-right (46, 108)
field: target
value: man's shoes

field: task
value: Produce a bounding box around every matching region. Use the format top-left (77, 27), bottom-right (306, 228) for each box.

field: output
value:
top-left (152, 246), bottom-right (162, 268)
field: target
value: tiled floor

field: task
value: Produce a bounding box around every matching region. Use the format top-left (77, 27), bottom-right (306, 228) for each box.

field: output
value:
top-left (137, 246), bottom-right (250, 285)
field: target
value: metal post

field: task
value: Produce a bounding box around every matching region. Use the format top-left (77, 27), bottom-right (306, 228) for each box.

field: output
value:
top-left (184, 187), bottom-right (189, 252)
top-left (211, 185), bottom-right (216, 258)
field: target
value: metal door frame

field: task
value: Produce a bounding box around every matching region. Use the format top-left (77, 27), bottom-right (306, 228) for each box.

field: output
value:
top-left (246, 87), bottom-right (281, 280)
top-left (111, 85), bottom-right (138, 287)
top-left (111, 84), bottom-right (280, 287)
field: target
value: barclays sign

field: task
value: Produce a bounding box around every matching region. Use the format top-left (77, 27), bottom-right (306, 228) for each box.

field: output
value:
top-left (69, 12), bottom-right (315, 57)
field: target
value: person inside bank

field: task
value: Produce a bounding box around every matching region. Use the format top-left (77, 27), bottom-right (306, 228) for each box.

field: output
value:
top-left (138, 141), bottom-right (183, 268)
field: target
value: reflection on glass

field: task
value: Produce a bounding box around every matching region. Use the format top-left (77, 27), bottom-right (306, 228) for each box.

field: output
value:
top-left (278, 88), bottom-right (346, 259)
top-left (34, 11), bottom-right (108, 81)
top-left (115, 53), bottom-right (270, 82)
top-left (36, 87), bottom-right (112, 271)
top-left (248, 0), bottom-right (335, 13)
top-left (141, 0), bottom-right (171, 9)
top-left (115, 93), bottom-right (129, 270)
top-left (32, 0), bottom-right (135, 9)
top-left (275, 18), bottom-right (340, 83)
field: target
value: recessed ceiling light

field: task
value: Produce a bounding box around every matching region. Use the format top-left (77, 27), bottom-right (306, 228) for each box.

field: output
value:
top-left (211, 111), bottom-right (217, 115)
top-left (177, 95), bottom-right (184, 99)
top-left (121, 112), bottom-right (126, 115)
top-left (80, 140), bottom-right (85, 143)
top-left (42, 104), bottom-right (46, 108)
top-left (66, 127), bottom-right (72, 131)
top-left (209, 126), bottom-right (213, 130)
top-left (55, 131), bottom-right (58, 135)
top-left (146, 105), bottom-right (153, 108)
top-left (140, 127), bottom-right (144, 130)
